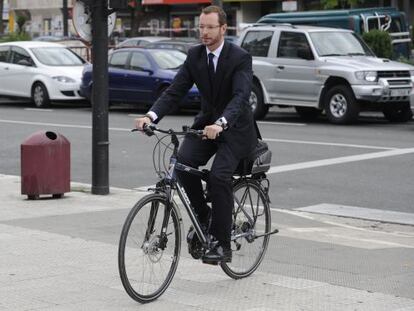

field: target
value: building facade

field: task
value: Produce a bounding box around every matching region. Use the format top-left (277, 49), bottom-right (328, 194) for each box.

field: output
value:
top-left (6, 0), bottom-right (414, 39)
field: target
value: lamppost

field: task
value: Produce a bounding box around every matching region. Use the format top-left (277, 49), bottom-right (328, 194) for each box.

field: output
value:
top-left (62, 0), bottom-right (68, 36)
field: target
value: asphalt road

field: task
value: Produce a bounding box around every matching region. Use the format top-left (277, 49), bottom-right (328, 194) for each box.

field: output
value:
top-left (0, 99), bottom-right (413, 214)
top-left (1, 100), bottom-right (414, 308)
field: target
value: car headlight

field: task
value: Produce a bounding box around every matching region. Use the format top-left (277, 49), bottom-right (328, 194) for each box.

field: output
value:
top-left (365, 71), bottom-right (377, 82)
top-left (355, 71), bottom-right (377, 82)
top-left (52, 76), bottom-right (76, 83)
top-left (410, 70), bottom-right (414, 77)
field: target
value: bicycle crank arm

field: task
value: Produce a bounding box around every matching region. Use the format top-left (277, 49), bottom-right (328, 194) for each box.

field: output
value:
top-left (253, 229), bottom-right (279, 239)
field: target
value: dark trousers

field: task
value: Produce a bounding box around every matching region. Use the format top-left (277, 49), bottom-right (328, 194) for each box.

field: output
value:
top-left (176, 135), bottom-right (240, 246)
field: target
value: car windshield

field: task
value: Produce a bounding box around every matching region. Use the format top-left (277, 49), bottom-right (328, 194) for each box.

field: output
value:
top-left (151, 50), bottom-right (186, 70)
top-left (30, 47), bottom-right (85, 66)
top-left (309, 31), bottom-right (374, 57)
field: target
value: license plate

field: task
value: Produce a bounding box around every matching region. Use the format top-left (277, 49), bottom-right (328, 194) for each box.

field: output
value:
top-left (390, 89), bottom-right (410, 96)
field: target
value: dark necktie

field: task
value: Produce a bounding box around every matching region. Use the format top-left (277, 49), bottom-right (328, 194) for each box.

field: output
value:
top-left (208, 52), bottom-right (215, 91)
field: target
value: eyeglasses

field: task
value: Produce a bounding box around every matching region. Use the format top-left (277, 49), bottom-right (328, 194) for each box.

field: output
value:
top-left (198, 25), bottom-right (221, 31)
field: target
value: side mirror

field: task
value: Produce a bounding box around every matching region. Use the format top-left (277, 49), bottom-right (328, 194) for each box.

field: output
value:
top-left (297, 48), bottom-right (314, 60)
top-left (17, 59), bottom-right (33, 66)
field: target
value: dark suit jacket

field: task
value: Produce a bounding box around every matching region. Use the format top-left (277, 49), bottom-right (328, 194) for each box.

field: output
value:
top-left (150, 41), bottom-right (257, 158)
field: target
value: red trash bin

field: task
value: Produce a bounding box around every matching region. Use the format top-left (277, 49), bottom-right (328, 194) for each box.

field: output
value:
top-left (21, 131), bottom-right (70, 200)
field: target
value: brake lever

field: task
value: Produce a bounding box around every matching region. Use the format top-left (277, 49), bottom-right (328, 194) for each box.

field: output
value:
top-left (131, 124), bottom-right (155, 136)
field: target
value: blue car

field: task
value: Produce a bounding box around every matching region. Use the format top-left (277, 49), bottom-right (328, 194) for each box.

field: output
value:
top-left (80, 48), bottom-right (200, 109)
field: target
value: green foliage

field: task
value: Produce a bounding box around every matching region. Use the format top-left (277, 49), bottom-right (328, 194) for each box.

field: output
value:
top-left (0, 32), bottom-right (31, 42)
top-left (16, 15), bottom-right (28, 34)
top-left (396, 56), bottom-right (414, 66)
top-left (362, 29), bottom-right (392, 59)
top-left (321, 0), bottom-right (362, 9)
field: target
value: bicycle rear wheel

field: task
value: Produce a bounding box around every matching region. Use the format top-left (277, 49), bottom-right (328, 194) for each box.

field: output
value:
top-left (118, 194), bottom-right (181, 303)
top-left (221, 179), bottom-right (271, 279)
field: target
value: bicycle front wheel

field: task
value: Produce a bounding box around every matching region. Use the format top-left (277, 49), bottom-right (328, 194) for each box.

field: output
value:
top-left (118, 194), bottom-right (181, 303)
top-left (221, 179), bottom-right (271, 279)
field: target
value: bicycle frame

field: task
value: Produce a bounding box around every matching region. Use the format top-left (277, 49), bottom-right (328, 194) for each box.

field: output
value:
top-left (140, 124), bottom-right (275, 249)
top-left (164, 156), bottom-right (211, 246)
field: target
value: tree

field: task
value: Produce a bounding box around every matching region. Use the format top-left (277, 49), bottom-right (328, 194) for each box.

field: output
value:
top-left (0, 0), bottom-right (4, 34)
top-left (362, 29), bottom-right (393, 59)
top-left (321, 0), bottom-right (364, 9)
top-left (16, 15), bottom-right (27, 34)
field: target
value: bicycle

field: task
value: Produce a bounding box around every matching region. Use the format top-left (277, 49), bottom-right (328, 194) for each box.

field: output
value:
top-left (118, 124), bottom-right (278, 303)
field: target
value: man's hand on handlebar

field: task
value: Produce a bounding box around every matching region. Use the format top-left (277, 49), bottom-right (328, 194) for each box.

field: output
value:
top-left (203, 124), bottom-right (223, 140)
top-left (135, 116), bottom-right (152, 131)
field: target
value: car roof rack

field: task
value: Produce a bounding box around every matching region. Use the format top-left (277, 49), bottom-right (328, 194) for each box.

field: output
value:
top-left (251, 23), bottom-right (296, 28)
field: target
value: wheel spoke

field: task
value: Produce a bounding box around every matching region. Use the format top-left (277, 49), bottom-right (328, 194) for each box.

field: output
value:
top-left (222, 180), bottom-right (271, 279)
top-left (118, 195), bottom-right (181, 303)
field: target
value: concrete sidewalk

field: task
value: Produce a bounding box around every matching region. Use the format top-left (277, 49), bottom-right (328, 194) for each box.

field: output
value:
top-left (1, 174), bottom-right (414, 311)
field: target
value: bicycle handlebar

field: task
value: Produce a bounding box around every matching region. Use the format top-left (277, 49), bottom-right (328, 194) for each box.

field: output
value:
top-left (132, 124), bottom-right (205, 138)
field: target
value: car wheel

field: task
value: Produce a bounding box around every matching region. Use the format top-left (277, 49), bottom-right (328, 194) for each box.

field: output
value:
top-left (250, 83), bottom-right (268, 120)
top-left (383, 102), bottom-right (413, 122)
top-left (32, 82), bottom-right (51, 108)
top-left (294, 106), bottom-right (321, 121)
top-left (324, 85), bottom-right (359, 124)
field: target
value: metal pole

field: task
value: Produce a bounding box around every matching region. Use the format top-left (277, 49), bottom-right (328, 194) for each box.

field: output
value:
top-left (62, 0), bottom-right (68, 37)
top-left (91, 0), bottom-right (109, 195)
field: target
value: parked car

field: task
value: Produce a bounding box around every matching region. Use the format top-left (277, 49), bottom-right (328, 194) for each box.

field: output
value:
top-left (225, 35), bottom-right (239, 44)
top-left (34, 36), bottom-right (90, 61)
top-left (258, 7), bottom-right (411, 60)
top-left (116, 36), bottom-right (170, 49)
top-left (80, 48), bottom-right (200, 110)
top-left (145, 40), bottom-right (199, 54)
top-left (238, 24), bottom-right (414, 123)
top-left (33, 35), bottom-right (73, 42)
top-left (0, 41), bottom-right (87, 108)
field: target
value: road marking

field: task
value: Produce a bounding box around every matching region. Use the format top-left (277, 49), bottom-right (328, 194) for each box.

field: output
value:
top-left (0, 119), bottom-right (130, 132)
top-left (2, 119), bottom-right (413, 177)
top-left (257, 121), bottom-right (306, 126)
top-left (276, 226), bottom-right (414, 249)
top-left (127, 117), bottom-right (307, 126)
top-left (264, 138), bottom-right (396, 150)
top-left (24, 108), bottom-right (54, 112)
top-left (296, 203), bottom-right (414, 226)
top-left (271, 207), bottom-right (414, 237)
top-left (267, 147), bottom-right (414, 175)
top-left (1, 120), bottom-right (394, 151)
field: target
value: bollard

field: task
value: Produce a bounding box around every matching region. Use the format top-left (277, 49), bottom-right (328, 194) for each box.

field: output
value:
top-left (21, 131), bottom-right (70, 200)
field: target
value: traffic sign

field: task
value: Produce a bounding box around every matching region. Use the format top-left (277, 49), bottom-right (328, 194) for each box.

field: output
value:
top-left (72, 0), bottom-right (116, 42)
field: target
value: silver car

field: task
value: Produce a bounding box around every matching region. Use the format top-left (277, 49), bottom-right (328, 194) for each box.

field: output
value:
top-left (239, 24), bottom-right (414, 123)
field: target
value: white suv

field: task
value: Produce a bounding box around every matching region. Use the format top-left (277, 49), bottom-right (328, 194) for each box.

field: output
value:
top-left (239, 24), bottom-right (414, 124)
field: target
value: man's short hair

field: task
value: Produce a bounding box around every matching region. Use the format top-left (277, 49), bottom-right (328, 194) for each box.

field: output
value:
top-left (202, 5), bottom-right (227, 26)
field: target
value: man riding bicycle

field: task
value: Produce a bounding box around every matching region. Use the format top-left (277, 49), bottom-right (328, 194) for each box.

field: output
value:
top-left (135, 5), bottom-right (257, 264)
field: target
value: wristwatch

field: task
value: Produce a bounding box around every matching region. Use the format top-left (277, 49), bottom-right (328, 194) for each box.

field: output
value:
top-left (214, 117), bottom-right (228, 130)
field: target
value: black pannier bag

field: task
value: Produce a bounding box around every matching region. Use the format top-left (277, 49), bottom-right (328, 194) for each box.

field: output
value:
top-left (235, 140), bottom-right (272, 176)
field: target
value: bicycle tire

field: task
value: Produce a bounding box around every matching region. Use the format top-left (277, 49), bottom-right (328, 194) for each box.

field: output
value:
top-left (221, 179), bottom-right (271, 279)
top-left (118, 194), bottom-right (181, 303)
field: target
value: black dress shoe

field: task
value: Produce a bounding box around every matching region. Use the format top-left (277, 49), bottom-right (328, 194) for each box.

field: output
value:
top-left (202, 244), bottom-right (232, 264)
